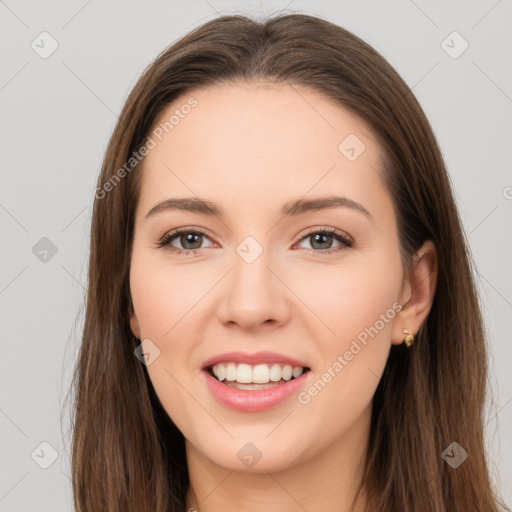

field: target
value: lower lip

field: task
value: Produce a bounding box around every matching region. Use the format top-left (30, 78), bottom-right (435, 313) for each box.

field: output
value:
top-left (203, 370), bottom-right (311, 412)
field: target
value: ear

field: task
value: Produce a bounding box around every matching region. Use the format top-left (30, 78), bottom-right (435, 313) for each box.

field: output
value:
top-left (129, 302), bottom-right (141, 339)
top-left (392, 240), bottom-right (438, 345)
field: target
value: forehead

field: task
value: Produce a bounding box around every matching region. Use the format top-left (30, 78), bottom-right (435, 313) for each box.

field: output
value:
top-left (137, 81), bottom-right (390, 221)
top-left (147, 80), bottom-right (378, 163)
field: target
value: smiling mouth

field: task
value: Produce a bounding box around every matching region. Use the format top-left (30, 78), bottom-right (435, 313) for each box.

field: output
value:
top-left (205, 363), bottom-right (311, 390)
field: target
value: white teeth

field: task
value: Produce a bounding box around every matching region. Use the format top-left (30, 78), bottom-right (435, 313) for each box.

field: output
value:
top-left (237, 364), bottom-right (252, 383)
top-left (269, 363), bottom-right (282, 382)
top-left (281, 365), bottom-right (293, 381)
top-left (225, 362), bottom-right (237, 381)
top-left (215, 364), bottom-right (225, 381)
top-left (252, 364), bottom-right (270, 384)
top-left (210, 362), bottom-right (305, 384)
top-left (292, 366), bottom-right (303, 378)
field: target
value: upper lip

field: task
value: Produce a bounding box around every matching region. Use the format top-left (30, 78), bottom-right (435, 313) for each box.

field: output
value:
top-left (202, 351), bottom-right (310, 370)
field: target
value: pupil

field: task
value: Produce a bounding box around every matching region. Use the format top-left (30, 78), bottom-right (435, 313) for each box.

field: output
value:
top-left (311, 233), bottom-right (331, 250)
top-left (182, 233), bottom-right (202, 249)
top-left (179, 233), bottom-right (333, 251)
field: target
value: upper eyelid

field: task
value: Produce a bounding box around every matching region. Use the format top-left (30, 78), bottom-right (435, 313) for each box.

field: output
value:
top-left (162, 227), bottom-right (216, 244)
top-left (293, 226), bottom-right (352, 244)
top-left (161, 226), bottom-right (352, 248)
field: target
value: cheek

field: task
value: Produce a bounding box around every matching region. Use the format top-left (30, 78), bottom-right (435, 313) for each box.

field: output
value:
top-left (290, 256), bottom-right (402, 344)
top-left (129, 250), bottom-right (203, 339)
top-left (292, 253), bottom-right (401, 413)
top-left (129, 253), bottom-right (203, 429)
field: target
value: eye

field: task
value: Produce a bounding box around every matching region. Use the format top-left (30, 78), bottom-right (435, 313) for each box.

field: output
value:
top-left (157, 226), bottom-right (353, 257)
top-left (294, 227), bottom-right (353, 256)
top-left (157, 228), bottom-right (214, 255)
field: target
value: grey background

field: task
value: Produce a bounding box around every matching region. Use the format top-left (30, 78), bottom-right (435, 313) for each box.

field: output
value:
top-left (1, 0), bottom-right (511, 510)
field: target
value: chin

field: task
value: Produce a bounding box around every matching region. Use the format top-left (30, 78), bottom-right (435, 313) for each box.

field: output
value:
top-left (191, 435), bottom-right (310, 474)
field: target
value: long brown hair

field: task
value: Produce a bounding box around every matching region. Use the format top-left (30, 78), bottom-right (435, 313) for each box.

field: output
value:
top-left (67, 12), bottom-right (508, 512)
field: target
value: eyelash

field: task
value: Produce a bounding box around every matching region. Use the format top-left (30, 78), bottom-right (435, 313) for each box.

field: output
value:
top-left (156, 227), bottom-right (353, 257)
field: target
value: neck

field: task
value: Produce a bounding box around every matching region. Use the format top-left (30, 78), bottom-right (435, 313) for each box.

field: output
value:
top-left (185, 403), bottom-right (371, 512)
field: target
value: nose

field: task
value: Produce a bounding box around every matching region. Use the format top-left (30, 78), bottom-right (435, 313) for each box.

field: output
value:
top-left (217, 240), bottom-right (290, 330)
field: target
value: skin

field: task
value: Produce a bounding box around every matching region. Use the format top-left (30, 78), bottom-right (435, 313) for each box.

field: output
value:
top-left (129, 81), bottom-right (438, 512)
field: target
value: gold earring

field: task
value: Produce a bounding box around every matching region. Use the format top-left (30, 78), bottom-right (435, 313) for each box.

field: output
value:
top-left (402, 328), bottom-right (414, 348)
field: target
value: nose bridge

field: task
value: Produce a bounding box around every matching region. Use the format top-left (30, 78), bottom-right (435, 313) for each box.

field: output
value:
top-left (220, 233), bottom-right (287, 327)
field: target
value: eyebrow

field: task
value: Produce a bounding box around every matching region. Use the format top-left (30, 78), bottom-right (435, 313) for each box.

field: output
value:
top-left (145, 195), bottom-right (373, 222)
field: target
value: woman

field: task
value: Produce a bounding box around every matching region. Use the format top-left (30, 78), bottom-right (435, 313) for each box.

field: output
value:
top-left (69, 12), bottom-right (508, 512)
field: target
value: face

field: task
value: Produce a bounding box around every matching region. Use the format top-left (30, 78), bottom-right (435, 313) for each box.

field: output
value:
top-left (129, 81), bottom-right (407, 472)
